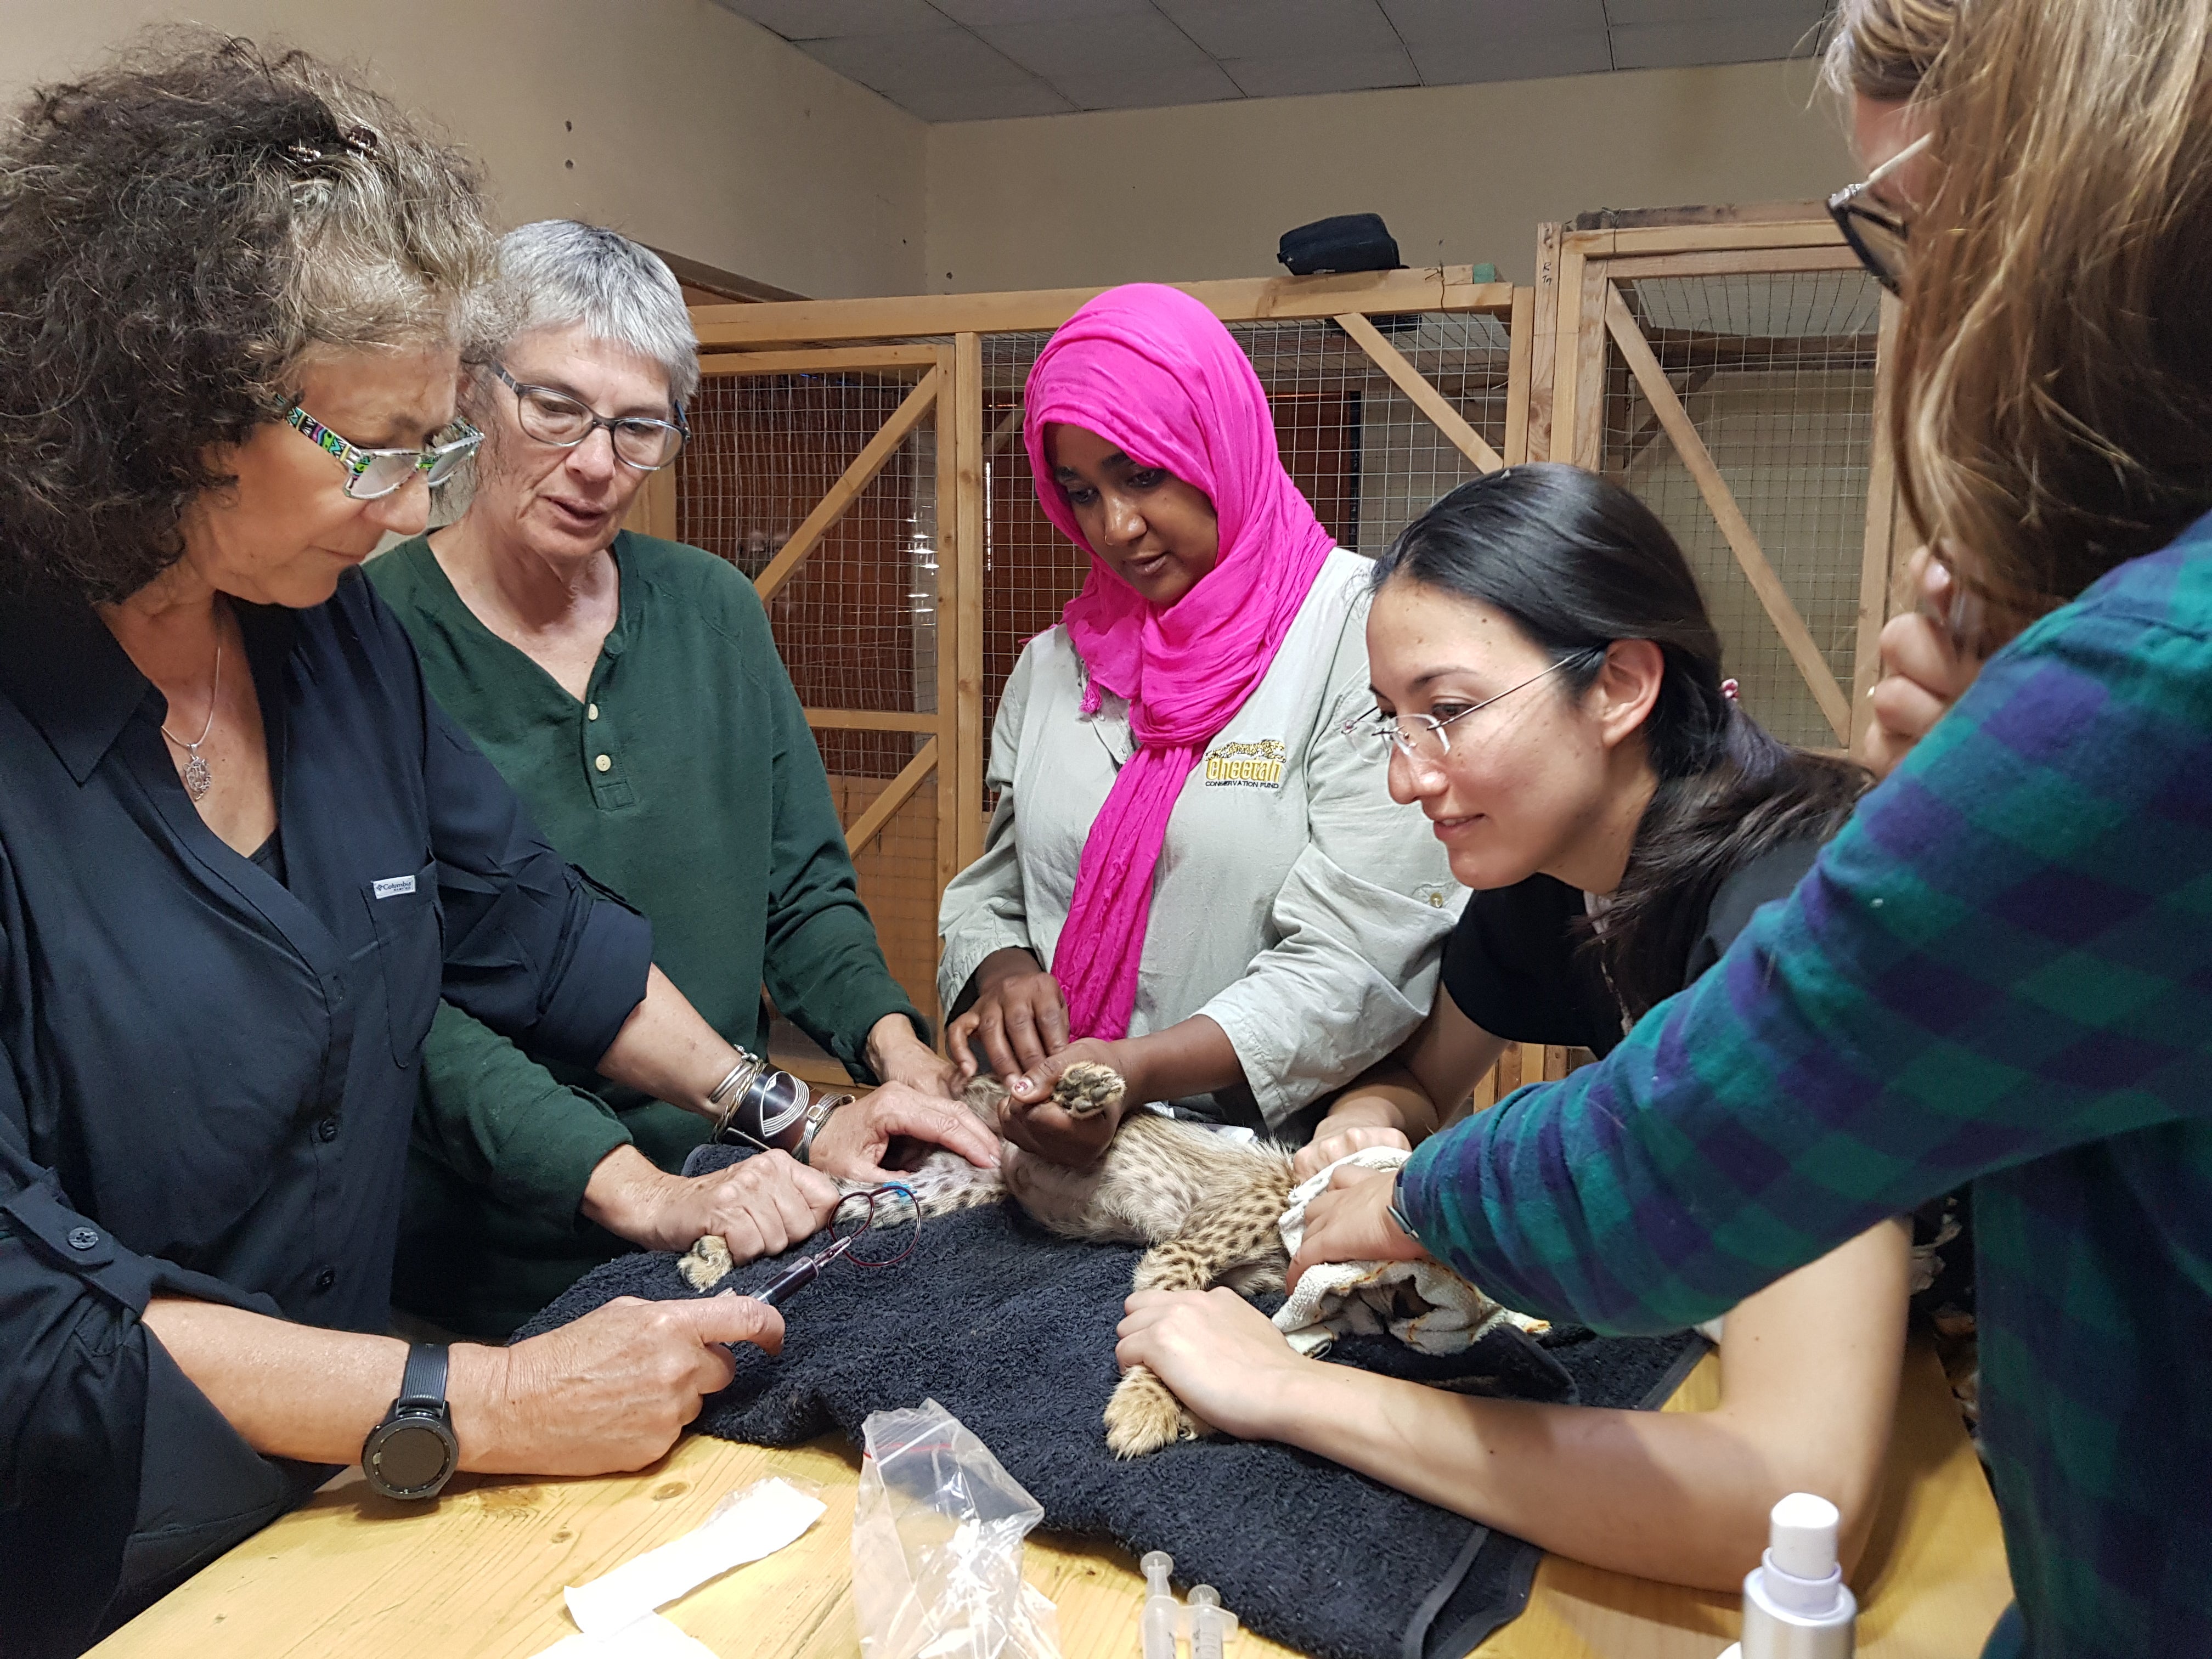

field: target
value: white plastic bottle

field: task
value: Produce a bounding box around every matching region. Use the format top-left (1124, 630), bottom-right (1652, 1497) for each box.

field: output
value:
top-left (1716, 1492), bottom-right (1857, 1659)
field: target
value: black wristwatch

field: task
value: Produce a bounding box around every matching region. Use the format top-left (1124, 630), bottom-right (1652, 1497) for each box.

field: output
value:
top-left (361, 1342), bottom-right (459, 1501)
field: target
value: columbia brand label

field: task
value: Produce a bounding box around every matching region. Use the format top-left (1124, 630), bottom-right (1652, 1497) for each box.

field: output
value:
top-left (371, 875), bottom-right (417, 900)
top-left (1202, 737), bottom-right (1287, 789)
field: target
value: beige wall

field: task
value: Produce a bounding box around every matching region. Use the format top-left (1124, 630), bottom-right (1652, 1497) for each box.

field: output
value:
top-left (0, 0), bottom-right (928, 300)
top-left (1, 12), bottom-right (1858, 305)
top-left (924, 58), bottom-right (1854, 292)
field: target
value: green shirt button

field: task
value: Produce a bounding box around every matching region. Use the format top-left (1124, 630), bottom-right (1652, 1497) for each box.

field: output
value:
top-left (595, 754), bottom-right (611, 773)
top-left (587, 703), bottom-right (599, 720)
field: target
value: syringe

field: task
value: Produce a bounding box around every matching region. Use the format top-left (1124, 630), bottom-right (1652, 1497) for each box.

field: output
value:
top-left (1141, 1550), bottom-right (1178, 1659)
top-left (1189, 1583), bottom-right (1229, 1659)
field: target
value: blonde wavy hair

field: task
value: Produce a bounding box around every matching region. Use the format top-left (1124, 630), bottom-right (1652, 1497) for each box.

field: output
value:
top-left (1829, 0), bottom-right (2212, 614)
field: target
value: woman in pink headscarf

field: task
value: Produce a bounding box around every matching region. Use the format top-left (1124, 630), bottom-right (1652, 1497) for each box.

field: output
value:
top-left (938, 285), bottom-right (1460, 1164)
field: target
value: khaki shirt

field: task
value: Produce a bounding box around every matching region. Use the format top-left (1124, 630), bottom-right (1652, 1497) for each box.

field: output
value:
top-left (939, 549), bottom-right (1465, 1132)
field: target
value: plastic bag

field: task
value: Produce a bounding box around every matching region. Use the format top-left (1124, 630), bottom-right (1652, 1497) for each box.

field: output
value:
top-left (851, 1398), bottom-right (1063, 1659)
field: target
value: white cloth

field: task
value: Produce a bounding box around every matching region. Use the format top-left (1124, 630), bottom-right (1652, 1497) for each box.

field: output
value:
top-left (562, 1477), bottom-right (825, 1635)
top-left (1272, 1148), bottom-right (1543, 1357)
top-left (937, 550), bottom-right (1464, 1132)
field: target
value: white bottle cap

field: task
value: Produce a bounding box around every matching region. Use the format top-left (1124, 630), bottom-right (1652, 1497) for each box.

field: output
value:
top-left (1767, 1492), bottom-right (1841, 1582)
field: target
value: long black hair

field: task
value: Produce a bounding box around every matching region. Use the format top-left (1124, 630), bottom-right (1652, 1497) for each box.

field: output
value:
top-left (1372, 463), bottom-right (1869, 1018)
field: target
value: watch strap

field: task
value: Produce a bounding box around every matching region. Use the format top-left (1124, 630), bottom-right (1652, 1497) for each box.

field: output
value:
top-left (397, 1341), bottom-right (449, 1410)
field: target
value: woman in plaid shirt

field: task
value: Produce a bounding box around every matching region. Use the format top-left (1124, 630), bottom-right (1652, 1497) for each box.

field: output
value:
top-left (1131, 2), bottom-right (2212, 1655)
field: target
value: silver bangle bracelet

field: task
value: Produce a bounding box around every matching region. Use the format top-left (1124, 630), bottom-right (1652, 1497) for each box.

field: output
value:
top-left (708, 1048), bottom-right (811, 1154)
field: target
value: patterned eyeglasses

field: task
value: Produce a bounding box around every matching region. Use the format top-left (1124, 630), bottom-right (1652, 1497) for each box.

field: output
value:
top-left (1341, 648), bottom-right (1604, 764)
top-left (286, 406), bottom-right (482, 501)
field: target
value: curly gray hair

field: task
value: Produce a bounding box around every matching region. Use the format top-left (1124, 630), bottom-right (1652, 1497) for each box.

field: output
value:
top-left (0, 30), bottom-right (496, 602)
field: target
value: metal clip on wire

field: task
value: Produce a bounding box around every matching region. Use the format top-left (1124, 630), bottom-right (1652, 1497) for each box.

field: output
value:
top-left (753, 1185), bottom-right (920, 1308)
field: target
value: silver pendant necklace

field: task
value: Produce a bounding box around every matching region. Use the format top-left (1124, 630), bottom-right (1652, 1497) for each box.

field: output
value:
top-left (160, 640), bottom-right (222, 802)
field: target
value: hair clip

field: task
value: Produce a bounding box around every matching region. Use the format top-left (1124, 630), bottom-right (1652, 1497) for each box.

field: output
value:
top-left (1720, 678), bottom-right (1740, 701)
top-left (284, 142), bottom-right (325, 165)
top-left (340, 125), bottom-right (381, 159)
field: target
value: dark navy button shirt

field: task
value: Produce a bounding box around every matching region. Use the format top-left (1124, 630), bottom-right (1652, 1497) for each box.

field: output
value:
top-left (0, 570), bottom-right (652, 1656)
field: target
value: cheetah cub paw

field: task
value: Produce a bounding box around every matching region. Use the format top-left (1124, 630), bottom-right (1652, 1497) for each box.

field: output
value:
top-left (1103, 1364), bottom-right (1209, 1458)
top-left (676, 1234), bottom-right (733, 1290)
top-left (1054, 1060), bottom-right (1126, 1119)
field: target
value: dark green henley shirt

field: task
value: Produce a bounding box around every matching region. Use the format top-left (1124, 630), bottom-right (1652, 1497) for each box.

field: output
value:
top-left (368, 531), bottom-right (922, 1337)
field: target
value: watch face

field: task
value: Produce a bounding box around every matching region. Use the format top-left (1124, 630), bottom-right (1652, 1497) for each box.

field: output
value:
top-left (369, 1419), bottom-right (455, 1496)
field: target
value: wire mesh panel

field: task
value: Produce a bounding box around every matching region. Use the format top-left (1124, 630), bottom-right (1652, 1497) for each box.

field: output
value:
top-left (1601, 269), bottom-right (1884, 748)
top-left (977, 312), bottom-right (1515, 744)
top-left (677, 366), bottom-right (945, 1035)
top-left (679, 369), bottom-right (939, 777)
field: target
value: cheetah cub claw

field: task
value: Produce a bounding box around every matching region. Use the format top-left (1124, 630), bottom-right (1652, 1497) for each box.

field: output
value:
top-left (1103, 1365), bottom-right (1210, 1457)
top-left (676, 1234), bottom-right (733, 1291)
top-left (1051, 1059), bottom-right (1126, 1118)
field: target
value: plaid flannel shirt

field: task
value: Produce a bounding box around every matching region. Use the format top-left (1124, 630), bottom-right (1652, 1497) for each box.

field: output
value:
top-left (1400, 515), bottom-right (2212, 1659)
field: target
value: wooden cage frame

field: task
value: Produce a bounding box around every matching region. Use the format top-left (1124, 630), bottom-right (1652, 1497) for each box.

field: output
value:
top-left (631, 233), bottom-right (1901, 1099)
top-left (633, 267), bottom-right (1531, 1072)
top-left (1534, 205), bottom-right (1907, 757)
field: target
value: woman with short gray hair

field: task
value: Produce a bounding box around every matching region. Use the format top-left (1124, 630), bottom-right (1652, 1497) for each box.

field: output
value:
top-left (368, 221), bottom-right (983, 1342)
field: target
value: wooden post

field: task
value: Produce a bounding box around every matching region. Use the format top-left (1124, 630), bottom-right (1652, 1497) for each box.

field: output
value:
top-left (1503, 286), bottom-right (1534, 466)
top-left (953, 333), bottom-right (986, 871)
top-left (1528, 223), bottom-right (1562, 462)
top-left (934, 344), bottom-right (962, 934)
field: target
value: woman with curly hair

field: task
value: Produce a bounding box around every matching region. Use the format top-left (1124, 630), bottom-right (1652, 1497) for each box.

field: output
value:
top-left (0, 37), bottom-right (924, 1654)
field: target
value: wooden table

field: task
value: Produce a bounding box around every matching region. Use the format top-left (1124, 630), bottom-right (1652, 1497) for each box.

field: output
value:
top-left (93, 1341), bottom-right (2009, 1659)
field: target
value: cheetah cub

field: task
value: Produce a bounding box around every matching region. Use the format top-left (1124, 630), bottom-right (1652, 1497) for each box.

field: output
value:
top-left (677, 1061), bottom-right (1295, 1458)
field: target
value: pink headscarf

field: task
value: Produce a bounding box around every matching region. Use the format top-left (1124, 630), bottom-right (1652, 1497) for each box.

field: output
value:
top-left (1023, 284), bottom-right (1335, 1042)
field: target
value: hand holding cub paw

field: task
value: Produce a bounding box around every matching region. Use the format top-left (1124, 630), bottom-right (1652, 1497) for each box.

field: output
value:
top-left (1113, 1286), bottom-right (1307, 1448)
top-left (992, 1041), bottom-right (1128, 1166)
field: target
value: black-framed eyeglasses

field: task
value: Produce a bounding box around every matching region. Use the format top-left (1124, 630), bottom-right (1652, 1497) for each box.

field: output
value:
top-left (1340, 647), bottom-right (1605, 764)
top-left (1827, 132), bottom-right (1932, 296)
top-left (494, 365), bottom-right (689, 471)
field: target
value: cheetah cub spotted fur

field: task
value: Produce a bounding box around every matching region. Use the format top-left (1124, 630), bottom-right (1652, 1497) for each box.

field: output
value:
top-left (676, 1060), bottom-right (1295, 1457)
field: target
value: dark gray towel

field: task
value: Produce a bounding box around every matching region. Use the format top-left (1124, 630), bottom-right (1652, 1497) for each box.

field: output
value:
top-left (516, 1146), bottom-right (1705, 1659)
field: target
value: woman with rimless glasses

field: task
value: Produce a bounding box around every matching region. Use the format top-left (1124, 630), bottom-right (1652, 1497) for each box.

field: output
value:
top-left (0, 42), bottom-right (848, 1655)
top-left (1113, 465), bottom-right (1955, 1591)
top-left (366, 222), bottom-right (992, 1342)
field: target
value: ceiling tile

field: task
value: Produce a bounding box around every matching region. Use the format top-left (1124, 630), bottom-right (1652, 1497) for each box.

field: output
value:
top-left (1052, 59), bottom-right (1249, 111)
top-left (799, 26), bottom-right (1041, 97)
top-left (1609, 15), bottom-right (1822, 69)
top-left (976, 9), bottom-right (1219, 79)
top-left (1380, 0), bottom-right (1608, 48)
top-left (929, 0), bottom-right (1155, 22)
top-left (1406, 30), bottom-right (1613, 82)
top-left (887, 77), bottom-right (1081, 120)
top-left (1221, 47), bottom-right (1420, 98)
top-left (1604, 0), bottom-right (1822, 23)
top-left (1158, 0), bottom-right (1401, 60)
top-left (711, 0), bottom-right (945, 41)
